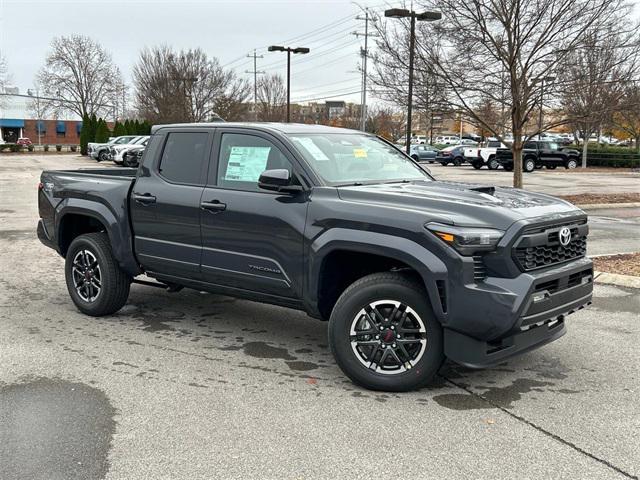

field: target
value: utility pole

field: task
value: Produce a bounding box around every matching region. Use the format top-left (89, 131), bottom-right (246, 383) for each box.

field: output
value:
top-left (354, 10), bottom-right (376, 131)
top-left (246, 49), bottom-right (264, 121)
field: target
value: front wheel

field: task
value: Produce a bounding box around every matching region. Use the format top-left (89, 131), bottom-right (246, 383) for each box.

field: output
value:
top-left (565, 158), bottom-right (578, 169)
top-left (98, 150), bottom-right (109, 162)
top-left (452, 157), bottom-right (462, 166)
top-left (487, 157), bottom-right (499, 170)
top-left (329, 272), bottom-right (444, 391)
top-left (65, 232), bottom-right (131, 316)
top-left (524, 158), bottom-right (536, 172)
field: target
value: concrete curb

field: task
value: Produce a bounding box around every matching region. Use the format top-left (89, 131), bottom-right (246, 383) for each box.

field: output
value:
top-left (578, 202), bottom-right (640, 210)
top-left (594, 271), bottom-right (640, 289)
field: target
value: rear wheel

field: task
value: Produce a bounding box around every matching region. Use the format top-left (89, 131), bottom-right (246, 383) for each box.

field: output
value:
top-left (65, 232), bottom-right (131, 316)
top-left (487, 157), bottom-right (499, 170)
top-left (329, 272), bottom-right (444, 391)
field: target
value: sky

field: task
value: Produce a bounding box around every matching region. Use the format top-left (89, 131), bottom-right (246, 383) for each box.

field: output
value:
top-left (1, 0), bottom-right (639, 107)
top-left (0, 0), bottom-right (389, 105)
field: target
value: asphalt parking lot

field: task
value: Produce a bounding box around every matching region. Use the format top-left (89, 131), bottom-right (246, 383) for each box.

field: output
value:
top-left (1, 154), bottom-right (639, 480)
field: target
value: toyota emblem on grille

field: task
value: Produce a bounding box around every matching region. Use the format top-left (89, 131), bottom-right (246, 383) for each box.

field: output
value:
top-left (559, 227), bottom-right (572, 246)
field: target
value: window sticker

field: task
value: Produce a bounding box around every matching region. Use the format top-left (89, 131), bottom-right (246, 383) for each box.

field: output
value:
top-left (293, 137), bottom-right (330, 161)
top-left (224, 146), bottom-right (271, 182)
top-left (353, 148), bottom-right (367, 158)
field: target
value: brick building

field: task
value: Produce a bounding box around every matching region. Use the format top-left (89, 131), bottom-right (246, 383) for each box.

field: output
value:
top-left (0, 88), bottom-right (83, 145)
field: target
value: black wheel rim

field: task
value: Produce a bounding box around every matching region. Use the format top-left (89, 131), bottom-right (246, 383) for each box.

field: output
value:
top-left (71, 250), bottom-right (102, 302)
top-left (350, 300), bottom-right (427, 375)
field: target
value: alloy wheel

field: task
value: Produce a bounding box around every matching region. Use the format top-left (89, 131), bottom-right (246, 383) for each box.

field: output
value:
top-left (349, 300), bottom-right (427, 375)
top-left (71, 249), bottom-right (102, 302)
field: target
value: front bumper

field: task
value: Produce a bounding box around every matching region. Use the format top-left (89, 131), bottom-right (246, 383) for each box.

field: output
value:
top-left (443, 257), bottom-right (593, 368)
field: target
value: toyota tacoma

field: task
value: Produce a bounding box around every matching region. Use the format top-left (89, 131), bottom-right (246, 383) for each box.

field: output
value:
top-left (37, 123), bottom-right (593, 391)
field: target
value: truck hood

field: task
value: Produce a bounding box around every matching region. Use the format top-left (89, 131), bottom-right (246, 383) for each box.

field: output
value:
top-left (336, 180), bottom-right (583, 230)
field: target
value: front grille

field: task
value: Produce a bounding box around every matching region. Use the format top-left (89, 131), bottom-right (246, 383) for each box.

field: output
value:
top-left (514, 221), bottom-right (587, 271)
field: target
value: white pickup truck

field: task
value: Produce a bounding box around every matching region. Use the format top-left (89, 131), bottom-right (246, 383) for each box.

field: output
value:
top-left (463, 140), bottom-right (506, 170)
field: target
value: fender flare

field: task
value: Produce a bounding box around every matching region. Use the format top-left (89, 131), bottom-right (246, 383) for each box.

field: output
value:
top-left (306, 228), bottom-right (449, 321)
top-left (56, 198), bottom-right (141, 276)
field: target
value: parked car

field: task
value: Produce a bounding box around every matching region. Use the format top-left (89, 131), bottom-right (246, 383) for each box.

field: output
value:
top-left (109, 136), bottom-right (149, 165)
top-left (496, 141), bottom-right (581, 172)
top-left (122, 144), bottom-right (146, 168)
top-left (17, 137), bottom-right (33, 146)
top-left (411, 135), bottom-right (428, 144)
top-left (37, 122), bottom-right (592, 392)
top-left (435, 135), bottom-right (460, 145)
top-left (435, 144), bottom-right (467, 165)
top-left (88, 135), bottom-right (139, 162)
top-left (464, 140), bottom-right (506, 170)
top-left (409, 144), bottom-right (439, 163)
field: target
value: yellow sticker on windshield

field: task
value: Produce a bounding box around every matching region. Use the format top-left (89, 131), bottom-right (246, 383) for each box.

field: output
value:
top-left (353, 148), bottom-right (367, 158)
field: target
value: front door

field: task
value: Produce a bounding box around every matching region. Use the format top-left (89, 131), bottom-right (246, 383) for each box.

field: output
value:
top-left (130, 130), bottom-right (212, 279)
top-left (199, 130), bottom-right (308, 299)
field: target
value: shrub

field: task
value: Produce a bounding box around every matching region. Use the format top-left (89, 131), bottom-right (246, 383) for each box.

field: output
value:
top-left (70, 144), bottom-right (77, 152)
top-left (10, 144), bottom-right (22, 153)
top-left (44, 144), bottom-right (50, 152)
top-left (0, 143), bottom-right (16, 152)
top-left (55, 144), bottom-right (62, 152)
top-left (27, 145), bottom-right (34, 152)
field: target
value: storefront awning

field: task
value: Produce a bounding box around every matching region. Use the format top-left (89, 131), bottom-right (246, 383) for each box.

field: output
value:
top-left (0, 118), bottom-right (25, 128)
top-left (56, 121), bottom-right (66, 134)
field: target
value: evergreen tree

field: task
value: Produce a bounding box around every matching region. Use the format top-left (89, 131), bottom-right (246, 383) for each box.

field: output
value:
top-left (95, 119), bottom-right (110, 143)
top-left (79, 113), bottom-right (90, 155)
top-left (113, 121), bottom-right (127, 137)
top-left (88, 113), bottom-right (98, 142)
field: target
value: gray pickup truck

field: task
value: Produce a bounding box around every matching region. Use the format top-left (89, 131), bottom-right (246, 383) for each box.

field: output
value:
top-left (37, 123), bottom-right (593, 391)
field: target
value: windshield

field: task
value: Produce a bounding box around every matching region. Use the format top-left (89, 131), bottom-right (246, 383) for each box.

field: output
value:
top-left (288, 133), bottom-right (431, 186)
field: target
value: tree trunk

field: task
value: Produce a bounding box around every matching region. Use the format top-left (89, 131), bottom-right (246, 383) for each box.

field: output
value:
top-left (635, 136), bottom-right (640, 154)
top-left (512, 127), bottom-right (523, 188)
top-left (581, 131), bottom-right (590, 168)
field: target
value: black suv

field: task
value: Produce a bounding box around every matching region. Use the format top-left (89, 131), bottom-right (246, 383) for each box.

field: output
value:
top-left (37, 123), bottom-right (593, 391)
top-left (496, 141), bottom-right (581, 171)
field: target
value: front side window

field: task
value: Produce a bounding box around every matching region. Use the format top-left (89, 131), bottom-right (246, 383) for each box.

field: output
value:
top-left (289, 133), bottom-right (431, 186)
top-left (159, 132), bottom-right (208, 185)
top-left (217, 133), bottom-right (295, 192)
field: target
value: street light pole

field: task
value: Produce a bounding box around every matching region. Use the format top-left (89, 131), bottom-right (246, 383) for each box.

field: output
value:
top-left (268, 45), bottom-right (310, 123)
top-left (385, 8), bottom-right (441, 154)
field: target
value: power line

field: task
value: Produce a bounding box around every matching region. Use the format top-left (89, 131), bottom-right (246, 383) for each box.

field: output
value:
top-left (292, 89), bottom-right (363, 103)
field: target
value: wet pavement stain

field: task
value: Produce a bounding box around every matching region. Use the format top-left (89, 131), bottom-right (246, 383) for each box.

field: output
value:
top-left (285, 361), bottom-right (319, 371)
top-left (242, 341), bottom-right (296, 361)
top-left (433, 378), bottom-right (553, 410)
top-left (0, 377), bottom-right (116, 480)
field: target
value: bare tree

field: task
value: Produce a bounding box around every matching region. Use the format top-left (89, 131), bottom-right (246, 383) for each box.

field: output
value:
top-left (366, 105), bottom-right (406, 141)
top-left (256, 73), bottom-right (287, 122)
top-left (133, 46), bottom-right (249, 124)
top-left (373, 0), bottom-right (635, 187)
top-left (612, 84), bottom-right (640, 153)
top-left (561, 27), bottom-right (640, 166)
top-left (37, 35), bottom-right (121, 118)
top-left (370, 22), bottom-right (449, 141)
top-left (0, 52), bottom-right (10, 108)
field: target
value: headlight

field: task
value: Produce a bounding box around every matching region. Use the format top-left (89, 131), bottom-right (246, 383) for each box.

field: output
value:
top-left (426, 223), bottom-right (503, 255)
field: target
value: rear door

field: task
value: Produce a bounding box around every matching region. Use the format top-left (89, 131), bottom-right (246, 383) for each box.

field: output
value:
top-left (130, 129), bottom-right (213, 279)
top-left (199, 128), bottom-right (309, 299)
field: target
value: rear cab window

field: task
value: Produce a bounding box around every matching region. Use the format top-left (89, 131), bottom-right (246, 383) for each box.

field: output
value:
top-left (158, 132), bottom-right (209, 185)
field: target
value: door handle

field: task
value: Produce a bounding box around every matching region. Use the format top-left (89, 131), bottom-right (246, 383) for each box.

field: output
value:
top-left (133, 193), bottom-right (156, 205)
top-left (201, 200), bottom-right (226, 212)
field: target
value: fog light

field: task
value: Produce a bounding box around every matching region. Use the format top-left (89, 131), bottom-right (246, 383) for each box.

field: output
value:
top-left (532, 292), bottom-right (548, 303)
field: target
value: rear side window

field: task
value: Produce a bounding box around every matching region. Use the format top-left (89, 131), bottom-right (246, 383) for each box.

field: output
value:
top-left (159, 132), bottom-right (209, 184)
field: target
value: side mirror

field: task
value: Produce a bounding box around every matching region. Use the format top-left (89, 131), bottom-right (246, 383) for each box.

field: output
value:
top-left (258, 169), bottom-right (303, 193)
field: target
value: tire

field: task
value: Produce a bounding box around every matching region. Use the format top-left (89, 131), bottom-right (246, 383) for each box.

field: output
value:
top-left (98, 150), bottom-right (109, 162)
top-left (440, 162), bottom-right (448, 166)
top-left (65, 232), bottom-right (131, 316)
top-left (524, 158), bottom-right (536, 172)
top-left (565, 158), bottom-right (578, 169)
top-left (487, 157), bottom-right (499, 170)
top-left (452, 157), bottom-right (462, 166)
top-left (472, 162), bottom-right (482, 170)
top-left (546, 164), bottom-right (557, 170)
top-left (328, 272), bottom-right (444, 392)
top-left (411, 154), bottom-right (419, 162)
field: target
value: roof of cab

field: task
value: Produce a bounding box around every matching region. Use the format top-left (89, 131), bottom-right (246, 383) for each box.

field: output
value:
top-left (151, 122), bottom-right (364, 135)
